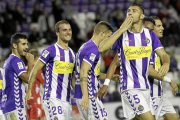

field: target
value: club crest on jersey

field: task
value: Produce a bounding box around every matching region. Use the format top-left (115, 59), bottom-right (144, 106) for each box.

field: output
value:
top-left (144, 37), bottom-right (150, 44)
top-left (42, 50), bottom-right (49, 58)
top-left (17, 62), bottom-right (24, 69)
top-left (89, 53), bottom-right (96, 62)
top-left (138, 104), bottom-right (144, 111)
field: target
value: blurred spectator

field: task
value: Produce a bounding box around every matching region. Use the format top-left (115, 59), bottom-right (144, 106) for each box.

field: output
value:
top-left (61, 0), bottom-right (73, 19)
top-left (94, 14), bottom-right (101, 24)
top-left (31, 4), bottom-right (42, 23)
top-left (28, 28), bottom-right (40, 44)
top-left (169, 51), bottom-right (179, 72)
top-left (38, 11), bottom-right (55, 37)
top-left (52, 0), bottom-right (64, 22)
top-left (44, 27), bottom-right (57, 45)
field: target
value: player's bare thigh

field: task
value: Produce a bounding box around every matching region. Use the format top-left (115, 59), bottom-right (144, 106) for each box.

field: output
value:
top-left (163, 113), bottom-right (179, 120)
top-left (131, 111), bottom-right (155, 120)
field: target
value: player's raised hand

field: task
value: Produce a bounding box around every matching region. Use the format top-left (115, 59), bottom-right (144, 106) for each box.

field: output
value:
top-left (25, 52), bottom-right (34, 63)
top-left (158, 63), bottom-right (169, 77)
top-left (111, 74), bottom-right (120, 82)
top-left (96, 85), bottom-right (108, 101)
top-left (169, 80), bottom-right (178, 95)
top-left (25, 90), bottom-right (32, 109)
top-left (119, 16), bottom-right (133, 33)
top-left (80, 95), bottom-right (89, 111)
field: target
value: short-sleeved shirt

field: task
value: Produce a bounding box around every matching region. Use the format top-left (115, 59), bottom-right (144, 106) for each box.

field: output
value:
top-left (3, 54), bottom-right (27, 113)
top-left (148, 51), bottom-right (163, 97)
top-left (112, 28), bottom-right (163, 94)
top-left (39, 43), bottom-right (75, 102)
top-left (74, 40), bottom-right (101, 99)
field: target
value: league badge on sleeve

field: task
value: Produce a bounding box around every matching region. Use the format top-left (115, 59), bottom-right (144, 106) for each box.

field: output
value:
top-left (42, 50), bottom-right (49, 58)
top-left (17, 62), bottom-right (24, 69)
top-left (89, 53), bottom-right (96, 62)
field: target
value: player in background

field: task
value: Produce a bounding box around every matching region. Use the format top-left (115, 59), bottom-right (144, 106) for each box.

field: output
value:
top-left (2, 33), bottom-right (34, 120)
top-left (143, 16), bottom-right (179, 120)
top-left (74, 21), bottom-right (119, 120)
top-left (96, 5), bottom-right (170, 120)
top-left (25, 20), bottom-right (76, 120)
top-left (0, 68), bottom-right (5, 120)
top-left (26, 49), bottom-right (45, 120)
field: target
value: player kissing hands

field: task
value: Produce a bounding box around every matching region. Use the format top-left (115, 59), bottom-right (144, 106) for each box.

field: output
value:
top-left (96, 85), bottom-right (108, 101)
top-left (158, 63), bottom-right (169, 77)
top-left (119, 16), bottom-right (133, 33)
top-left (25, 52), bottom-right (34, 63)
top-left (80, 95), bottom-right (89, 111)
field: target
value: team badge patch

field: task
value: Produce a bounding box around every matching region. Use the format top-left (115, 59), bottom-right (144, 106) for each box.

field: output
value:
top-left (17, 62), bottom-right (24, 69)
top-left (54, 116), bottom-right (58, 120)
top-left (42, 50), bottom-right (49, 58)
top-left (138, 104), bottom-right (144, 111)
top-left (144, 37), bottom-right (150, 44)
top-left (89, 53), bottom-right (96, 62)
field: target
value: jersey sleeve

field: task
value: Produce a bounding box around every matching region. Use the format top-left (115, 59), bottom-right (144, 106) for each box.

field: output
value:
top-left (151, 31), bottom-right (163, 51)
top-left (36, 70), bottom-right (45, 84)
top-left (39, 46), bottom-right (52, 64)
top-left (11, 58), bottom-right (27, 76)
top-left (83, 48), bottom-right (99, 66)
top-left (111, 33), bottom-right (123, 50)
top-left (150, 51), bottom-right (155, 65)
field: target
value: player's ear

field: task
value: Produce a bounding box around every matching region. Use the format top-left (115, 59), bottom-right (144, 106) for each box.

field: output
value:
top-left (100, 31), bottom-right (105, 37)
top-left (13, 43), bottom-right (17, 49)
top-left (140, 14), bottom-right (145, 20)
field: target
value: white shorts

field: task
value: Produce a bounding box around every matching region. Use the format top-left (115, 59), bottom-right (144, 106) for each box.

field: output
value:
top-left (0, 110), bottom-right (5, 120)
top-left (4, 108), bottom-right (27, 120)
top-left (43, 98), bottom-right (72, 120)
top-left (76, 97), bottom-right (108, 120)
top-left (121, 89), bottom-right (153, 119)
top-left (151, 94), bottom-right (176, 119)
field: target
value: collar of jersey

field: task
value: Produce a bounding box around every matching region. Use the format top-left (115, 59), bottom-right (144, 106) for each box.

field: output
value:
top-left (11, 54), bottom-right (20, 58)
top-left (56, 43), bottom-right (69, 51)
top-left (91, 39), bottom-right (98, 49)
top-left (128, 27), bottom-right (144, 34)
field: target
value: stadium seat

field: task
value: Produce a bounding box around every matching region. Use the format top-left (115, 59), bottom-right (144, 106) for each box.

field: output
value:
top-left (106, 3), bottom-right (115, 10)
top-left (88, 4), bottom-right (97, 12)
top-left (80, 0), bottom-right (89, 5)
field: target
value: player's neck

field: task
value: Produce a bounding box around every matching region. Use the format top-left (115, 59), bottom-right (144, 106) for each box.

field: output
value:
top-left (57, 39), bottom-right (69, 50)
top-left (130, 22), bottom-right (142, 33)
top-left (12, 50), bottom-right (21, 59)
top-left (91, 36), bottom-right (101, 47)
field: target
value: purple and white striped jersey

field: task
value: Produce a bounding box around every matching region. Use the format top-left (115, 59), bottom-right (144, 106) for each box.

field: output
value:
top-left (149, 51), bottom-right (163, 97)
top-left (39, 43), bottom-right (75, 102)
top-left (0, 69), bottom-right (3, 110)
top-left (3, 54), bottom-right (27, 114)
top-left (112, 28), bottom-right (163, 94)
top-left (74, 40), bottom-right (101, 99)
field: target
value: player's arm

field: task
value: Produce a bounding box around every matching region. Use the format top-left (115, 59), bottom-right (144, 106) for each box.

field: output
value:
top-left (25, 60), bottom-right (45, 107)
top-left (96, 54), bottom-right (120, 100)
top-left (155, 48), bottom-right (170, 77)
top-left (149, 64), bottom-right (178, 95)
top-left (79, 60), bottom-right (91, 111)
top-left (99, 16), bottom-right (133, 53)
top-left (19, 53), bottom-right (34, 83)
top-left (71, 72), bottom-right (75, 90)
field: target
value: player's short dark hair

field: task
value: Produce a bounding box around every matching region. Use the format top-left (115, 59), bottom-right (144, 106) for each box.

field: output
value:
top-left (150, 16), bottom-right (160, 20)
top-left (130, 4), bottom-right (145, 14)
top-left (29, 49), bottom-right (39, 58)
top-left (55, 20), bottom-right (70, 32)
top-left (94, 21), bottom-right (113, 35)
top-left (11, 33), bottom-right (27, 48)
top-left (143, 17), bottom-right (156, 25)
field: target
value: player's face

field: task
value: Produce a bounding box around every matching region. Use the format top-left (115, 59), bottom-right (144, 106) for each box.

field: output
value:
top-left (143, 21), bottom-right (154, 31)
top-left (153, 20), bottom-right (164, 38)
top-left (17, 39), bottom-right (28, 56)
top-left (58, 24), bottom-right (72, 43)
top-left (127, 6), bottom-right (144, 23)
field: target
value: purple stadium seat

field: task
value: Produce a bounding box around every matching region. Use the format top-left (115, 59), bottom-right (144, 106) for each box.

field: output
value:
top-left (0, 1), bottom-right (6, 9)
top-left (116, 3), bottom-right (124, 9)
top-left (21, 24), bottom-right (30, 32)
top-left (44, 1), bottom-right (52, 7)
top-left (89, 4), bottom-right (97, 12)
top-left (73, 5), bottom-right (80, 12)
top-left (70, 0), bottom-right (79, 5)
top-left (80, 0), bottom-right (88, 5)
top-left (43, 7), bottom-right (52, 14)
top-left (107, 0), bottom-right (116, 3)
top-left (142, 1), bottom-right (151, 9)
top-left (106, 3), bottom-right (115, 10)
top-left (97, 4), bottom-right (106, 12)
top-left (25, 8), bottom-right (33, 15)
top-left (150, 8), bottom-right (159, 15)
top-left (79, 5), bottom-right (88, 12)
top-left (151, 1), bottom-right (159, 8)
top-left (124, 2), bottom-right (132, 9)
top-left (99, 0), bottom-right (106, 4)
top-left (144, 9), bottom-right (150, 16)
top-left (26, 1), bottom-right (33, 8)
top-left (116, 0), bottom-right (125, 3)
